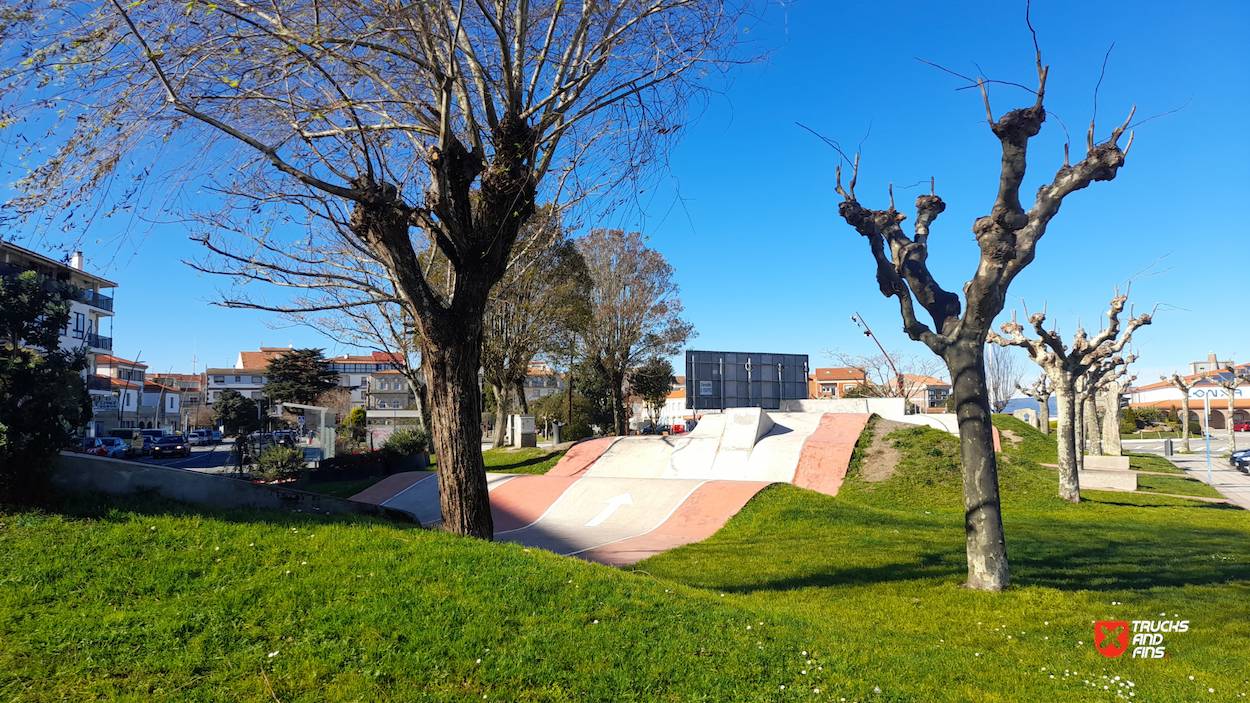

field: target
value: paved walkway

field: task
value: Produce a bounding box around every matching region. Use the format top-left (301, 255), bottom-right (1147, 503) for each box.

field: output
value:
top-left (1164, 454), bottom-right (1250, 510)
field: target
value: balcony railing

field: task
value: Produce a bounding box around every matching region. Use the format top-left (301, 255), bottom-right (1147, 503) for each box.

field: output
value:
top-left (86, 375), bottom-right (113, 393)
top-left (0, 263), bottom-right (114, 311)
top-left (85, 332), bottom-right (112, 351)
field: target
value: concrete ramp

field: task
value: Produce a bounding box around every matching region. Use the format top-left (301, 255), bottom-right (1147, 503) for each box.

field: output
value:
top-left (352, 411), bottom-right (875, 565)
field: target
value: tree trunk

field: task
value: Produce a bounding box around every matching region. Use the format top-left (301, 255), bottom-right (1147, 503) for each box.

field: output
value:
top-left (1180, 394), bottom-right (1191, 452)
top-left (422, 333), bottom-right (493, 540)
top-left (1228, 395), bottom-right (1237, 453)
top-left (943, 342), bottom-right (1010, 591)
top-left (515, 379), bottom-right (530, 414)
top-left (491, 382), bottom-right (508, 449)
top-left (1074, 392), bottom-right (1085, 471)
top-left (1052, 378), bottom-right (1081, 503)
top-left (1101, 382), bottom-right (1123, 456)
top-left (1037, 393), bottom-right (1051, 436)
top-left (610, 369), bottom-right (627, 436)
top-left (1084, 393), bottom-right (1100, 455)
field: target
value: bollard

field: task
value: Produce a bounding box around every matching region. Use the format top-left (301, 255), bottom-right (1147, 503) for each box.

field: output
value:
top-left (1164, 438), bottom-right (1173, 456)
top-left (552, 423), bottom-right (562, 445)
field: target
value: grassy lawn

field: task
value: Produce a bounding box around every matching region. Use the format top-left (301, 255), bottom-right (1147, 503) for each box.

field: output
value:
top-left (1, 418), bottom-right (1247, 701)
top-left (481, 446), bottom-right (567, 474)
top-left (1134, 473), bottom-right (1227, 499)
top-left (1127, 453), bottom-right (1187, 475)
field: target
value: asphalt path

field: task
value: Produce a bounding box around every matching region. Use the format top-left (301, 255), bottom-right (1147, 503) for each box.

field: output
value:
top-left (1122, 431), bottom-right (1250, 457)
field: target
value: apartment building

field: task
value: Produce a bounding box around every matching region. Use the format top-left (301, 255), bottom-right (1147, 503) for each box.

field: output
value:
top-left (523, 360), bottom-right (564, 403)
top-left (366, 369), bottom-right (417, 409)
top-left (808, 367), bottom-right (867, 398)
top-left (1, 242), bottom-right (119, 435)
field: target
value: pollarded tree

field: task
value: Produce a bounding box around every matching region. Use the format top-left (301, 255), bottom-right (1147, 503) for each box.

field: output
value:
top-left (985, 344), bottom-right (1025, 413)
top-left (1200, 366), bottom-right (1250, 452)
top-left (3, 0), bottom-right (748, 539)
top-left (263, 349), bottom-right (340, 406)
top-left (578, 230), bottom-right (693, 436)
top-left (1017, 374), bottom-right (1052, 435)
top-left (1074, 352), bottom-right (1134, 461)
top-left (831, 52), bottom-right (1136, 590)
top-left (1099, 363), bottom-right (1136, 457)
top-left (1161, 373), bottom-right (1198, 452)
top-left (989, 292), bottom-right (1151, 502)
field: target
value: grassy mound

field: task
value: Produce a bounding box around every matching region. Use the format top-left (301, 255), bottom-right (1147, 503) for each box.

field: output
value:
top-left (2, 422), bottom-right (1247, 701)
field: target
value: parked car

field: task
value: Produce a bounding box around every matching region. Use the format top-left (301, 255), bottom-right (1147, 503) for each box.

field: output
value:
top-left (151, 435), bottom-right (192, 458)
top-left (77, 437), bottom-right (108, 456)
top-left (96, 437), bottom-right (131, 459)
top-left (211, 430), bottom-right (223, 443)
top-left (140, 436), bottom-right (158, 456)
top-left (1234, 422), bottom-right (1250, 432)
top-left (1230, 448), bottom-right (1250, 473)
top-left (188, 430), bottom-right (211, 446)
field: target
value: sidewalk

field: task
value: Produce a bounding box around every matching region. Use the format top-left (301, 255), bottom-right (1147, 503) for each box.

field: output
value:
top-left (1165, 454), bottom-right (1250, 510)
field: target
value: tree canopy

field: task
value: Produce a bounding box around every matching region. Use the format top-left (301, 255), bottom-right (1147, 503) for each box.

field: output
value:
top-left (213, 389), bottom-right (260, 437)
top-left (0, 271), bottom-right (92, 503)
top-left (263, 348), bottom-right (340, 406)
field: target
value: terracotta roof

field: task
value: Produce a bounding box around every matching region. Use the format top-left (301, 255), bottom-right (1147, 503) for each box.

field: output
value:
top-left (372, 351), bottom-right (401, 363)
top-left (371, 369), bottom-right (404, 375)
top-left (1130, 363), bottom-right (1250, 393)
top-left (96, 355), bottom-right (147, 368)
top-left (110, 378), bottom-right (141, 389)
top-left (238, 349), bottom-right (290, 368)
top-left (813, 367), bottom-right (866, 381)
top-left (902, 374), bottom-right (949, 387)
top-left (144, 382), bottom-right (180, 393)
top-left (666, 388), bottom-right (686, 400)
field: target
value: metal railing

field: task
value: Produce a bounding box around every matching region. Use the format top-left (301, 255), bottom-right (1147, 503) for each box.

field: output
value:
top-left (85, 332), bottom-right (112, 351)
top-left (0, 262), bottom-right (114, 311)
top-left (86, 375), bottom-right (113, 392)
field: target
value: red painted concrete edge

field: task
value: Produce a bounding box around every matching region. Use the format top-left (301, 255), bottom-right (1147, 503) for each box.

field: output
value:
top-left (578, 480), bottom-right (773, 566)
top-left (489, 474), bottom-right (583, 533)
top-left (992, 426), bottom-right (1001, 453)
top-left (547, 437), bottom-right (619, 477)
top-left (790, 413), bottom-right (872, 497)
top-left (349, 471), bottom-right (432, 504)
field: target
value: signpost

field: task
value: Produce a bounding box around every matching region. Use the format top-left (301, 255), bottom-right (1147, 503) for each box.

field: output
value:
top-left (1204, 393), bottom-right (1211, 484)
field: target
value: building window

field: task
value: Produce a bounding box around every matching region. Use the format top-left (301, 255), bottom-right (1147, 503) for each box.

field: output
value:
top-left (234, 376), bottom-right (242, 383)
top-left (214, 376), bottom-right (225, 383)
top-left (251, 376), bottom-right (263, 383)
top-left (251, 391), bottom-right (263, 399)
top-left (72, 312), bottom-right (85, 339)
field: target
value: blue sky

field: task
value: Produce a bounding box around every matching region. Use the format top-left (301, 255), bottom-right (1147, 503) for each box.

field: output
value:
top-left (4, 0), bottom-right (1247, 383)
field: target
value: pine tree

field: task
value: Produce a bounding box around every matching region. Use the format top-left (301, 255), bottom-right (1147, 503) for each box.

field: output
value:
top-left (263, 349), bottom-right (339, 405)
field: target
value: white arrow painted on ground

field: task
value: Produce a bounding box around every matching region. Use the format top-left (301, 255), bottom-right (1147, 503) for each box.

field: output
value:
top-left (584, 492), bottom-right (634, 527)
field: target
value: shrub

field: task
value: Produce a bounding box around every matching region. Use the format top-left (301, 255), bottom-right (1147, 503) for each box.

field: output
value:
top-left (381, 427), bottom-right (430, 458)
top-left (1189, 421), bottom-right (1203, 435)
top-left (1120, 408), bottom-right (1139, 434)
top-left (255, 446), bottom-right (306, 482)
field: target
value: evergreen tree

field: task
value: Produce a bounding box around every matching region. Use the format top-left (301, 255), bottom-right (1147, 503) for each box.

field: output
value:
top-left (213, 389), bottom-right (260, 436)
top-left (0, 271), bottom-right (91, 503)
top-left (630, 357), bottom-right (674, 426)
top-left (263, 348), bottom-right (339, 405)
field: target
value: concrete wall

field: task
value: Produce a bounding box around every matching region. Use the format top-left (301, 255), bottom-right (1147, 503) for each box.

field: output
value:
top-left (52, 451), bottom-right (416, 523)
top-left (1079, 469), bottom-right (1137, 491)
top-left (780, 398), bottom-right (960, 433)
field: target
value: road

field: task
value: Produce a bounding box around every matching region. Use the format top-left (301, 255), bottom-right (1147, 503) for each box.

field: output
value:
top-left (1122, 431), bottom-right (1250, 457)
top-left (135, 440), bottom-right (238, 474)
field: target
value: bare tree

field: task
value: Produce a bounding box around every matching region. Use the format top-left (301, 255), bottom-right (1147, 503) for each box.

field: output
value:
top-left (1162, 373), bottom-right (1198, 452)
top-left (989, 292), bottom-right (1151, 501)
top-left (1099, 364), bottom-right (1136, 456)
top-left (830, 45), bottom-right (1136, 589)
top-left (1200, 366), bottom-right (1249, 453)
top-left (315, 387), bottom-right (355, 423)
top-left (1074, 352), bottom-right (1133, 460)
top-left (1017, 375), bottom-right (1052, 434)
top-left (4, 1), bottom-right (747, 539)
top-left (822, 349), bottom-right (945, 404)
top-left (985, 343), bottom-right (1025, 413)
top-left (579, 229), bottom-right (693, 436)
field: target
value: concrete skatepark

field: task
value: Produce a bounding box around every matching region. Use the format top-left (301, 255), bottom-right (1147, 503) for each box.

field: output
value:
top-left (351, 400), bottom-right (991, 565)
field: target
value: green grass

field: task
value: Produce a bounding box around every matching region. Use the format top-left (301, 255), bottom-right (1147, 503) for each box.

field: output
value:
top-left (1133, 473), bottom-right (1227, 500)
top-left (1127, 453), bottom-right (1187, 475)
top-left (2, 420), bottom-right (1248, 701)
top-left (481, 447), bottom-right (567, 475)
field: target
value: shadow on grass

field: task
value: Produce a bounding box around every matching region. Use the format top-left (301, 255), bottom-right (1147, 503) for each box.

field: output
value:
top-left (486, 452), bottom-right (562, 472)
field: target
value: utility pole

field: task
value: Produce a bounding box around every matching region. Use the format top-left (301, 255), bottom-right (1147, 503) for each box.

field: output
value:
top-left (850, 313), bottom-right (904, 397)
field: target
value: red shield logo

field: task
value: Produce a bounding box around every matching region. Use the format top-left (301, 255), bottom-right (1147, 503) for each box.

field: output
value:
top-left (1095, 621), bottom-right (1129, 658)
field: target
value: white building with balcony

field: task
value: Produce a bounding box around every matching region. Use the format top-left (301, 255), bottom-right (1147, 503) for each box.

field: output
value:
top-left (1, 242), bottom-right (119, 435)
